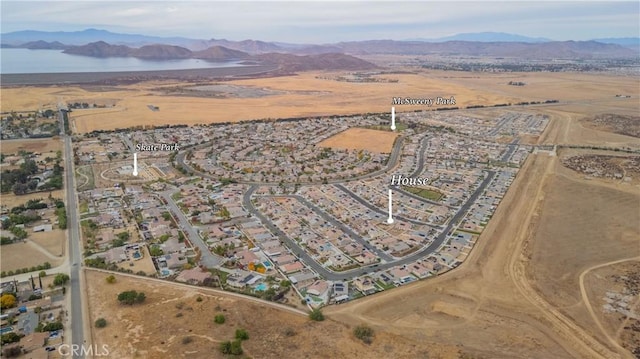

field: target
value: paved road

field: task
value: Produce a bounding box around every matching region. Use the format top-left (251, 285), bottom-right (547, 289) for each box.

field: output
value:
top-left (60, 109), bottom-right (84, 359)
top-left (500, 138), bottom-right (520, 162)
top-left (120, 133), bottom-right (136, 153)
top-left (260, 193), bottom-right (394, 262)
top-left (333, 184), bottom-right (437, 227)
top-left (159, 190), bottom-right (223, 268)
top-left (242, 170), bottom-right (495, 281)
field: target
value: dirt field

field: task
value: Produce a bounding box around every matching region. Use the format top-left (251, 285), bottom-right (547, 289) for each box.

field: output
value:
top-left (1, 71), bottom-right (524, 133)
top-left (1, 241), bottom-right (63, 272)
top-left (30, 229), bottom-right (66, 258)
top-left (84, 270), bottom-right (461, 359)
top-left (318, 128), bottom-right (398, 153)
top-left (0, 190), bottom-right (65, 210)
top-left (0, 138), bottom-right (62, 155)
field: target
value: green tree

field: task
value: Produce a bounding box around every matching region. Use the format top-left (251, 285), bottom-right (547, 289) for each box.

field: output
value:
top-left (95, 318), bottom-right (107, 328)
top-left (1, 332), bottom-right (20, 345)
top-left (235, 328), bottom-right (249, 340)
top-left (309, 308), bottom-right (324, 321)
top-left (214, 314), bottom-right (225, 324)
top-left (117, 290), bottom-right (146, 305)
top-left (53, 273), bottom-right (70, 286)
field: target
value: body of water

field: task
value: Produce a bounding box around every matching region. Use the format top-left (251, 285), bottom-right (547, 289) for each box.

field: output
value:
top-left (0, 48), bottom-right (243, 74)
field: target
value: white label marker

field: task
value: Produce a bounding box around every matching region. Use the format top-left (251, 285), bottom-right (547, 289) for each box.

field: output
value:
top-left (132, 153), bottom-right (138, 177)
top-left (387, 189), bottom-right (394, 224)
top-left (390, 107), bottom-right (396, 131)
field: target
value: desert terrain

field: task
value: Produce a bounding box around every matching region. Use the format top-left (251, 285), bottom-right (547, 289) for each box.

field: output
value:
top-left (317, 127), bottom-right (399, 153)
top-left (83, 270), bottom-right (462, 359)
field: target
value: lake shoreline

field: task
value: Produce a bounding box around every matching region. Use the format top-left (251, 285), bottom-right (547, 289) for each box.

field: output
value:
top-left (0, 64), bottom-right (279, 86)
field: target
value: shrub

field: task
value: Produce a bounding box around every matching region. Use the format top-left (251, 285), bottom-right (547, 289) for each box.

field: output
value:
top-left (105, 275), bottom-right (116, 284)
top-left (230, 340), bottom-right (243, 355)
top-left (42, 322), bottom-right (63, 332)
top-left (353, 324), bottom-right (374, 344)
top-left (309, 308), bottom-right (324, 321)
top-left (181, 336), bottom-right (192, 345)
top-left (39, 271), bottom-right (47, 277)
top-left (3, 345), bottom-right (22, 358)
top-left (95, 318), bottom-right (107, 328)
top-left (220, 341), bottom-right (231, 354)
top-left (1, 332), bottom-right (21, 345)
top-left (214, 314), bottom-right (225, 324)
top-left (196, 296), bottom-right (203, 302)
top-left (53, 273), bottom-right (70, 286)
top-left (235, 328), bottom-right (249, 340)
top-left (117, 290), bottom-right (146, 305)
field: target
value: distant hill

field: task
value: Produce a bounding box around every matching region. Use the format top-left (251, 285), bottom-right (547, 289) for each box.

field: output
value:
top-left (20, 40), bottom-right (69, 50)
top-left (63, 41), bottom-right (131, 57)
top-left (591, 37), bottom-right (640, 51)
top-left (193, 46), bottom-right (249, 61)
top-left (410, 32), bottom-right (551, 43)
top-left (3, 28), bottom-right (638, 60)
top-left (250, 53), bottom-right (377, 71)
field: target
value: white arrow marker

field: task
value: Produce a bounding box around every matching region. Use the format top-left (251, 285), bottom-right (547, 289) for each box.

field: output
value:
top-left (387, 189), bottom-right (394, 224)
top-left (390, 106), bottom-right (396, 131)
top-left (132, 153), bottom-right (138, 177)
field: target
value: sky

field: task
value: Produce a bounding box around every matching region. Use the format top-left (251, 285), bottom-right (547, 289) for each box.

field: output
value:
top-left (1, 1), bottom-right (638, 43)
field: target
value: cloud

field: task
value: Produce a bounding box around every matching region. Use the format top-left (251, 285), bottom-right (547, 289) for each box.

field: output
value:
top-left (1, 1), bottom-right (637, 42)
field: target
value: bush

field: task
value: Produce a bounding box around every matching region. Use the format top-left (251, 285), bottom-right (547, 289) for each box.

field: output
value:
top-left (95, 318), bottom-right (107, 328)
top-left (214, 314), bottom-right (225, 324)
top-left (39, 270), bottom-right (47, 277)
top-left (53, 273), bottom-right (70, 286)
top-left (105, 275), bottom-right (116, 284)
top-left (117, 290), bottom-right (146, 305)
top-left (1, 332), bottom-right (21, 345)
top-left (42, 322), bottom-right (63, 332)
top-left (309, 308), bottom-right (324, 321)
top-left (196, 296), bottom-right (203, 302)
top-left (353, 324), bottom-right (374, 344)
top-left (181, 336), bottom-right (192, 345)
top-left (3, 345), bottom-right (22, 357)
top-left (235, 328), bottom-right (249, 340)
top-left (220, 341), bottom-right (231, 354)
top-left (230, 340), bottom-right (243, 355)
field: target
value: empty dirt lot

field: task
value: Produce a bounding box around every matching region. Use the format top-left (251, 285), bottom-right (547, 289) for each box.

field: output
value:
top-left (84, 270), bottom-right (462, 359)
top-left (318, 127), bottom-right (399, 153)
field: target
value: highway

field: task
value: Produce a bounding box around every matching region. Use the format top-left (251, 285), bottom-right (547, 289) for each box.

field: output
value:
top-left (242, 170), bottom-right (496, 281)
top-left (59, 108), bottom-right (85, 359)
top-left (159, 190), bottom-right (223, 268)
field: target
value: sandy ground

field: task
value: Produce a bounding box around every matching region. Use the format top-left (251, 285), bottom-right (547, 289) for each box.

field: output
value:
top-left (2, 71), bottom-right (526, 133)
top-left (84, 270), bottom-right (461, 359)
top-left (0, 138), bottom-right (63, 155)
top-left (1, 241), bottom-right (63, 271)
top-left (30, 229), bottom-right (66, 257)
top-left (317, 127), bottom-right (399, 153)
top-left (0, 190), bottom-right (65, 208)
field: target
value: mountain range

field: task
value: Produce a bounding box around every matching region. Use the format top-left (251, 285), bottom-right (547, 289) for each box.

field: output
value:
top-left (2, 29), bottom-right (638, 59)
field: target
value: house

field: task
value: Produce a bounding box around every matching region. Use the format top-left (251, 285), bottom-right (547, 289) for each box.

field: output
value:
top-left (235, 249), bottom-right (259, 266)
top-left (32, 224), bottom-right (53, 233)
top-left (333, 281), bottom-right (348, 298)
top-left (353, 276), bottom-right (376, 295)
top-left (176, 267), bottom-right (212, 285)
top-left (281, 261), bottom-right (304, 274)
top-left (103, 247), bottom-right (127, 263)
top-left (226, 270), bottom-right (261, 289)
top-left (158, 254), bottom-right (187, 270)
